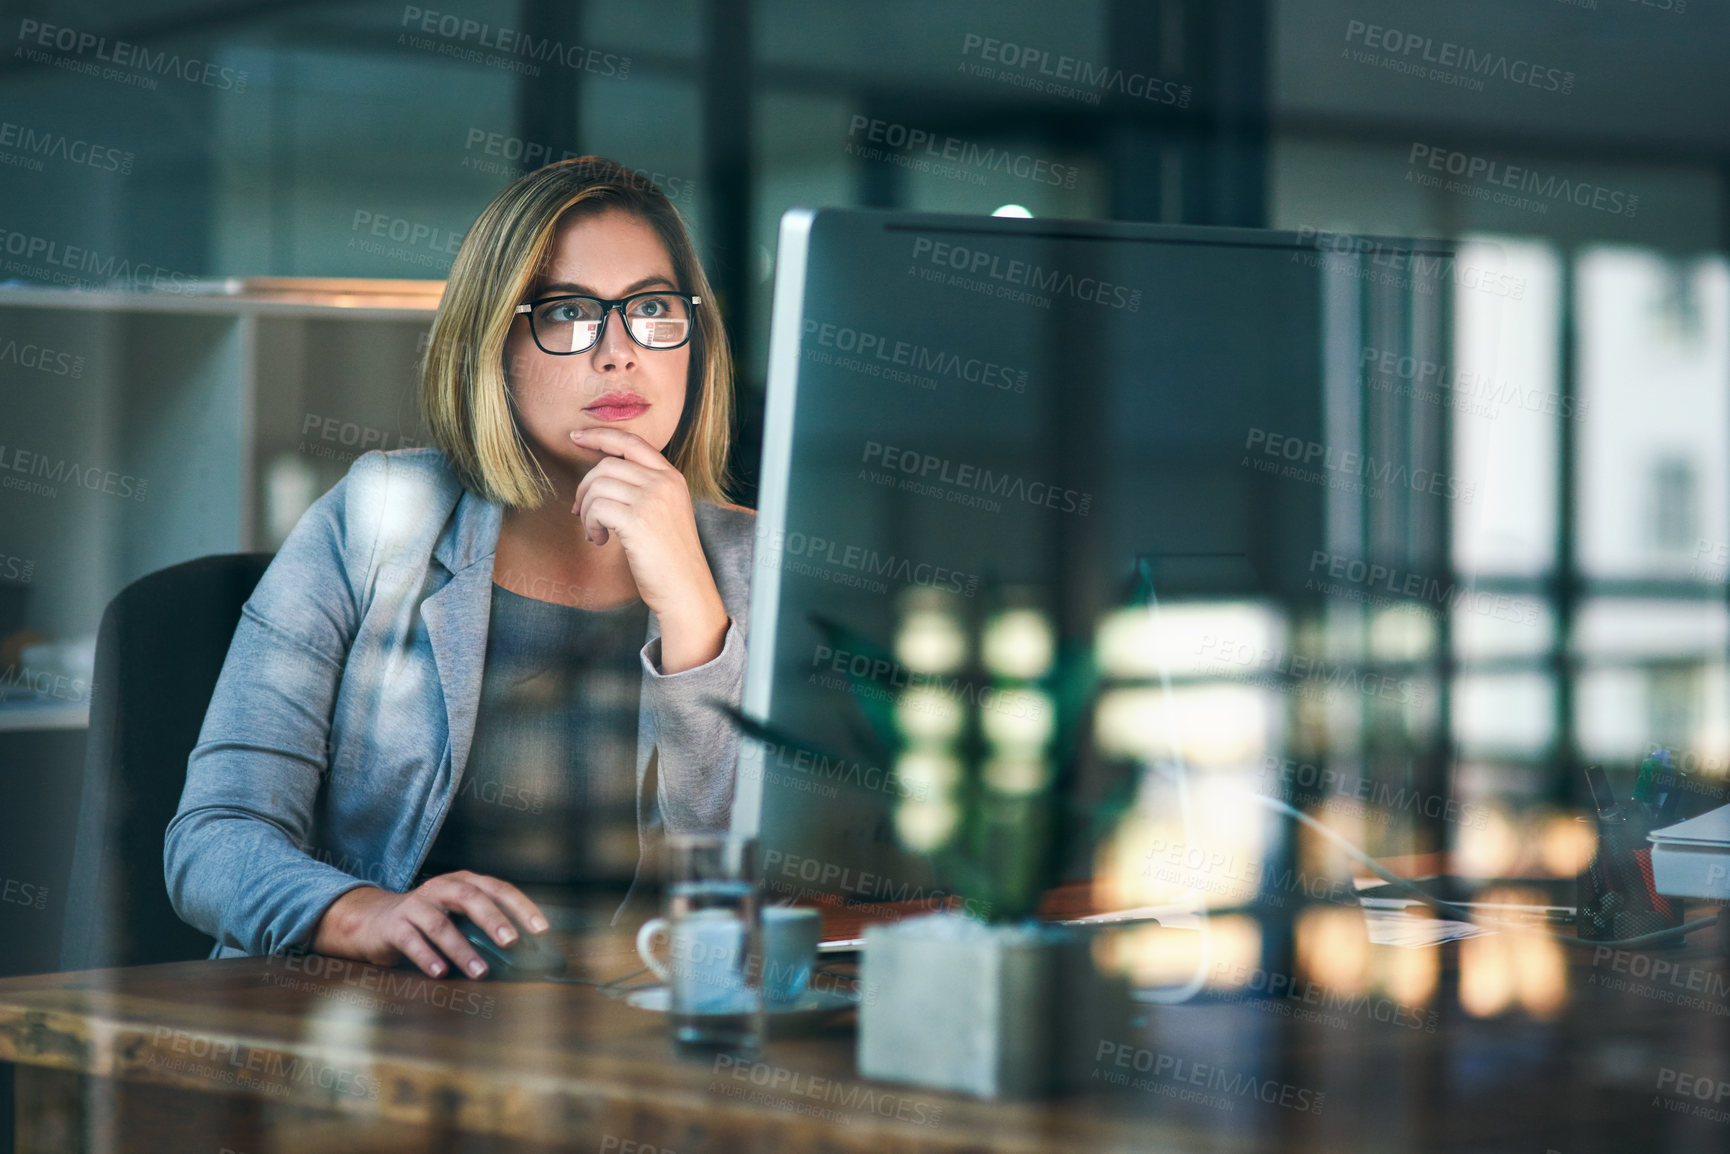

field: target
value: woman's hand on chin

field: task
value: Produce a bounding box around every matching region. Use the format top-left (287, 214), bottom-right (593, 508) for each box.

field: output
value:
top-left (570, 426), bottom-right (728, 671)
top-left (309, 871), bottom-right (550, 978)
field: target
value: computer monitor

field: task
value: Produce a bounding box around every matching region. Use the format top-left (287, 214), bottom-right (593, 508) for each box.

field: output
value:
top-left (737, 206), bottom-right (1474, 915)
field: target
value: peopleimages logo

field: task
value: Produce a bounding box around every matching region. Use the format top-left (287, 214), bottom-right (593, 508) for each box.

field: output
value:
top-left (1244, 427), bottom-right (1477, 504)
top-left (959, 33), bottom-right (1191, 108)
top-left (810, 643), bottom-right (1046, 722)
top-left (398, 6), bottom-right (629, 77)
top-left (0, 338), bottom-right (83, 379)
top-left (1140, 837), bottom-right (1356, 905)
top-left (846, 116), bottom-right (1078, 188)
top-left (1261, 755), bottom-right (1489, 831)
top-left (1197, 633), bottom-right (1422, 706)
top-left (803, 317), bottom-right (1028, 394)
top-left (0, 876), bottom-right (47, 911)
top-left (711, 1053), bottom-right (945, 1126)
top-left (763, 850), bottom-right (989, 920)
top-left (1408, 143), bottom-right (1637, 217)
top-left (1094, 1042), bottom-right (1326, 1114)
top-left (1359, 345), bottom-right (1586, 422)
top-left (0, 443), bottom-right (147, 501)
top-left (1306, 549), bottom-right (1539, 626)
top-left (1292, 227), bottom-right (1526, 299)
top-left (909, 237), bottom-right (1142, 311)
top-left (860, 439), bottom-right (1093, 517)
top-left (459, 131), bottom-right (696, 202)
top-left (1209, 959), bottom-right (1440, 1032)
top-left (15, 19), bottom-right (249, 91)
top-left (756, 526), bottom-right (981, 597)
top-left (0, 121), bottom-right (133, 175)
top-left (0, 228), bottom-right (194, 292)
top-left (752, 740), bottom-right (929, 802)
top-left (347, 210), bottom-right (464, 271)
top-left (148, 1027), bottom-right (378, 1100)
top-left (1342, 19), bottom-right (1575, 95)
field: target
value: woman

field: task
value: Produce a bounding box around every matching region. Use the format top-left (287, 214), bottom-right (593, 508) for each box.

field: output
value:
top-left (165, 157), bottom-right (754, 980)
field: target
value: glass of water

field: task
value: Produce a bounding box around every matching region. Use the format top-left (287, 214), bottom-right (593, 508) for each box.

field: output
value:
top-left (636, 833), bottom-right (764, 1055)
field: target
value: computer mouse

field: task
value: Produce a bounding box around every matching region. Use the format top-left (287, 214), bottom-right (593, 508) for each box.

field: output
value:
top-left (449, 913), bottom-right (568, 981)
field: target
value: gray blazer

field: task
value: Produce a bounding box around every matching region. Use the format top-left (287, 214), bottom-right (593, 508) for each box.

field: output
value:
top-left (164, 447), bottom-right (755, 956)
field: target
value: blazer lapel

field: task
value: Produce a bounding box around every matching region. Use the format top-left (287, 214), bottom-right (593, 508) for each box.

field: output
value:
top-left (422, 490), bottom-right (503, 787)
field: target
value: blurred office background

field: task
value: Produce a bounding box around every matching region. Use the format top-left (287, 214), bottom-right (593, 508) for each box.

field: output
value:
top-left (0, 0), bottom-right (1725, 998)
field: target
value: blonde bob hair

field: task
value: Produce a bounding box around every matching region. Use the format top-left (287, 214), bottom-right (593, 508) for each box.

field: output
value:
top-left (421, 156), bottom-right (733, 508)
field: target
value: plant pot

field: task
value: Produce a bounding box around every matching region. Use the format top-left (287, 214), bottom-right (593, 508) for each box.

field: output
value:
top-left (856, 911), bottom-right (1131, 1099)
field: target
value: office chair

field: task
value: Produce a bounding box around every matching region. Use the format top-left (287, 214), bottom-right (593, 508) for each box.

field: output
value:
top-left (59, 553), bottom-right (275, 971)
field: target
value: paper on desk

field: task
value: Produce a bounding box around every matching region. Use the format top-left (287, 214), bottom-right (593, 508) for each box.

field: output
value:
top-left (1062, 903), bottom-right (1207, 932)
top-left (1649, 801), bottom-right (1730, 847)
top-left (1361, 906), bottom-right (1490, 947)
top-left (1066, 903), bottom-right (1488, 943)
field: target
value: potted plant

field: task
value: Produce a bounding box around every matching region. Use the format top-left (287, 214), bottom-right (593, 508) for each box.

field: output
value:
top-left (726, 574), bottom-right (1148, 1097)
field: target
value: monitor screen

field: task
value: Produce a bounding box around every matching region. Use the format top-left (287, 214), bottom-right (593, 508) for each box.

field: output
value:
top-left (739, 207), bottom-right (1475, 920)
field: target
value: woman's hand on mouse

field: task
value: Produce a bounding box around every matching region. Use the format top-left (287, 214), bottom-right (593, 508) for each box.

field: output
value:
top-left (569, 426), bottom-right (728, 672)
top-left (310, 871), bottom-right (550, 978)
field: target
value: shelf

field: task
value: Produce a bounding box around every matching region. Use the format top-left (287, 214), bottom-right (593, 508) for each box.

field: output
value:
top-left (0, 277), bottom-right (443, 320)
top-left (0, 698), bottom-right (91, 732)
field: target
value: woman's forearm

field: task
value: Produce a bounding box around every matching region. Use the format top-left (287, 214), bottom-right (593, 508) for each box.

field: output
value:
top-left (310, 885), bottom-right (390, 959)
top-left (642, 614), bottom-right (747, 831)
top-left (655, 591), bottom-right (730, 673)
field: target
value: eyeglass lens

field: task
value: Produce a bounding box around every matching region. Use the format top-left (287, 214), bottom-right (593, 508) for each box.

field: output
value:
top-left (530, 294), bottom-right (692, 353)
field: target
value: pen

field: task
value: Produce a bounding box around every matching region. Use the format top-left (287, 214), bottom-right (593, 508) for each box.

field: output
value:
top-left (1647, 748), bottom-right (1677, 822)
top-left (1584, 763), bottom-right (1649, 922)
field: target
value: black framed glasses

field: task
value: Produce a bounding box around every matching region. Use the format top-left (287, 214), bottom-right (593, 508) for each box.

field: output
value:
top-left (513, 291), bottom-right (701, 355)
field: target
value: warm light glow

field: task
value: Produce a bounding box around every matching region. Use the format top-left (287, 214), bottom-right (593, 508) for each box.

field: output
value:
top-left (983, 754), bottom-right (1049, 795)
top-left (895, 610), bottom-right (968, 674)
top-left (1452, 805), bottom-right (1520, 878)
top-left (1370, 604), bottom-right (1437, 661)
top-left (895, 687), bottom-right (965, 742)
top-left (1457, 886), bottom-right (1570, 1020)
top-left (1379, 943), bottom-right (1440, 1009)
top-left (1094, 916), bottom-right (1261, 989)
top-left (1539, 813), bottom-right (1600, 877)
top-left (1295, 905), bottom-right (1371, 996)
top-left (1459, 933), bottom-right (1516, 1018)
top-left (894, 749), bottom-right (963, 796)
top-left (1094, 812), bottom-right (1199, 910)
top-left (1095, 785), bottom-right (1278, 911)
top-left (980, 688), bottom-right (1055, 749)
top-left (1310, 806), bottom-right (1368, 882)
top-left (1093, 685), bottom-right (1268, 766)
top-left (981, 608), bottom-right (1055, 679)
top-left (895, 798), bottom-right (960, 851)
top-left (1484, 887), bottom-right (1569, 1018)
top-left (1511, 927), bottom-right (1569, 1018)
top-left (1093, 601), bottom-right (1282, 678)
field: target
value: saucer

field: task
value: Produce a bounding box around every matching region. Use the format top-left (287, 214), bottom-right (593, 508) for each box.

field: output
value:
top-left (624, 986), bottom-right (857, 1036)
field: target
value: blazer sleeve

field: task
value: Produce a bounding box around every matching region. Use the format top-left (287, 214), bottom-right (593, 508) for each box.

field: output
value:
top-left (163, 453), bottom-right (389, 955)
top-left (639, 619), bottom-right (747, 832)
top-left (637, 505), bottom-right (754, 833)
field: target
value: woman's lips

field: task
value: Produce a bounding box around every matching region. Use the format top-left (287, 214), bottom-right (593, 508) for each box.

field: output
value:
top-left (584, 393), bottom-right (649, 422)
top-left (584, 402), bottom-right (649, 422)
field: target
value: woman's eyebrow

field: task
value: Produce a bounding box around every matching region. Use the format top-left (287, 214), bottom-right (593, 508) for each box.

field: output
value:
top-left (536, 274), bottom-right (678, 296)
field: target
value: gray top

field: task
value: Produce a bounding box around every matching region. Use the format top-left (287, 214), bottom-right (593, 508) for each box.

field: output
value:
top-left (164, 447), bottom-right (757, 957)
top-left (419, 583), bottom-right (649, 891)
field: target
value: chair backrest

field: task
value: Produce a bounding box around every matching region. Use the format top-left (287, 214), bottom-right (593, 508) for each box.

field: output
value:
top-left (60, 553), bottom-right (274, 971)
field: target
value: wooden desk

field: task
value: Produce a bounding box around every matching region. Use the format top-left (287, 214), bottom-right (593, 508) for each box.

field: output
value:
top-left (2, 917), bottom-right (1729, 1153)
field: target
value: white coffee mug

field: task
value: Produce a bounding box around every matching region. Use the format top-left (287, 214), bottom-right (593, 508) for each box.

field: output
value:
top-left (638, 905), bottom-right (821, 1010)
top-left (760, 906), bottom-right (821, 1006)
top-left (637, 909), bottom-right (751, 1014)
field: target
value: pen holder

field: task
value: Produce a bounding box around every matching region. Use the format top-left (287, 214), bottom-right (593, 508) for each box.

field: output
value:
top-left (1576, 816), bottom-right (1684, 943)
